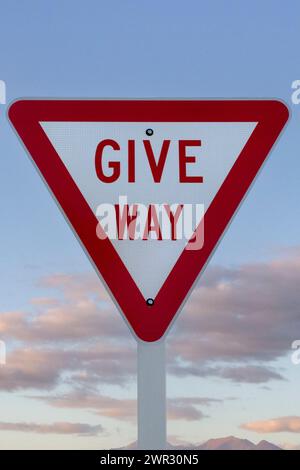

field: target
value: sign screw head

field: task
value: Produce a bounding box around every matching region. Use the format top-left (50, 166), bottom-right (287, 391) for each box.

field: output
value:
top-left (145, 128), bottom-right (154, 136)
top-left (146, 298), bottom-right (154, 306)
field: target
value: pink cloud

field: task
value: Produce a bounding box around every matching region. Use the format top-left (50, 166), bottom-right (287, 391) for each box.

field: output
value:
top-left (241, 416), bottom-right (300, 433)
top-left (1, 249), bottom-right (300, 395)
top-left (0, 274), bottom-right (128, 343)
top-left (0, 344), bottom-right (136, 391)
top-left (0, 421), bottom-right (103, 436)
top-left (32, 391), bottom-right (220, 422)
top-left (168, 250), bottom-right (300, 376)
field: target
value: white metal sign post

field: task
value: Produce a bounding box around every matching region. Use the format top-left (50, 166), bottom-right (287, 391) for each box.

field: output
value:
top-left (9, 99), bottom-right (288, 450)
top-left (138, 340), bottom-right (166, 449)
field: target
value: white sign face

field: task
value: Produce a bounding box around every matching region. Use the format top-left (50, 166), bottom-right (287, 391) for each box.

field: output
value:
top-left (41, 121), bottom-right (256, 299)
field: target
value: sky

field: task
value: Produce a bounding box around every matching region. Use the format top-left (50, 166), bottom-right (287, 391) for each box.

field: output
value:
top-left (0, 0), bottom-right (300, 449)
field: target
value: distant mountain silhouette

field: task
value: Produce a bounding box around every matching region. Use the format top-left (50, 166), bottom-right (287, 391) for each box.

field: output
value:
top-left (196, 436), bottom-right (281, 450)
top-left (118, 436), bottom-right (281, 450)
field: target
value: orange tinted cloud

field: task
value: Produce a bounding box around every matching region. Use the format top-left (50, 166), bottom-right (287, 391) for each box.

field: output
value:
top-left (1, 250), bottom-right (300, 394)
top-left (32, 391), bottom-right (220, 422)
top-left (0, 421), bottom-right (103, 436)
top-left (241, 416), bottom-right (300, 433)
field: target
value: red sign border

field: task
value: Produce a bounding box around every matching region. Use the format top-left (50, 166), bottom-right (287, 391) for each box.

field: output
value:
top-left (9, 99), bottom-right (289, 341)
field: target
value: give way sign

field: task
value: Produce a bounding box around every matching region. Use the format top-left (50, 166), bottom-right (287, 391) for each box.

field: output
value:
top-left (9, 100), bottom-right (288, 341)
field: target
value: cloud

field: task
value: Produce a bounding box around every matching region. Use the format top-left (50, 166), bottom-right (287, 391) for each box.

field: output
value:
top-left (0, 348), bottom-right (66, 391)
top-left (0, 273), bottom-right (129, 343)
top-left (168, 364), bottom-right (285, 384)
top-left (241, 416), bottom-right (300, 433)
top-left (216, 365), bottom-right (284, 384)
top-left (167, 251), bottom-right (300, 380)
top-left (1, 250), bottom-right (300, 394)
top-left (32, 391), bottom-right (220, 422)
top-left (168, 397), bottom-right (220, 421)
top-left (0, 421), bottom-right (104, 436)
top-left (0, 345), bottom-right (135, 391)
top-left (40, 392), bottom-right (136, 421)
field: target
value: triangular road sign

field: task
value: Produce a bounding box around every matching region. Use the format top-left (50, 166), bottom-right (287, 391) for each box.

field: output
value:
top-left (9, 100), bottom-right (288, 341)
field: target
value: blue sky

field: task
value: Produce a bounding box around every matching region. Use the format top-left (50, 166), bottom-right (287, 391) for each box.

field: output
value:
top-left (0, 0), bottom-right (300, 449)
